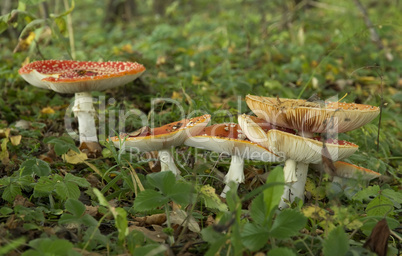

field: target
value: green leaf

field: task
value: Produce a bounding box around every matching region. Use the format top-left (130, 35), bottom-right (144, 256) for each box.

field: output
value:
top-left (58, 213), bottom-right (79, 225)
top-left (366, 195), bottom-right (394, 217)
top-left (241, 222), bottom-right (269, 251)
top-left (93, 188), bottom-right (109, 207)
top-left (64, 198), bottom-right (85, 217)
top-left (44, 137), bottom-right (80, 156)
top-left (263, 166), bottom-right (284, 215)
top-left (323, 226), bottom-right (349, 256)
top-left (146, 171), bottom-right (176, 195)
top-left (250, 193), bottom-right (266, 224)
top-left (0, 207), bottom-right (13, 216)
top-left (113, 207), bottom-right (129, 241)
top-left (270, 209), bottom-right (307, 239)
top-left (19, 18), bottom-right (46, 39)
top-left (201, 226), bottom-right (225, 244)
top-left (352, 185), bottom-right (379, 202)
top-left (134, 189), bottom-right (169, 212)
top-left (81, 214), bottom-right (98, 227)
top-left (64, 173), bottom-right (90, 188)
top-left (2, 183), bottom-right (22, 202)
top-left (23, 238), bottom-right (80, 256)
top-left (33, 176), bottom-right (55, 197)
top-left (381, 189), bottom-right (402, 208)
top-left (0, 237), bottom-right (26, 256)
top-left (55, 181), bottom-right (80, 200)
top-left (267, 247), bottom-right (296, 256)
top-left (168, 182), bottom-right (194, 206)
top-left (20, 159), bottom-right (51, 177)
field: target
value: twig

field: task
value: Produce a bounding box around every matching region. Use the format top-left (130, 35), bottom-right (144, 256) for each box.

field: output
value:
top-left (63, 0), bottom-right (76, 60)
top-left (353, 0), bottom-right (393, 61)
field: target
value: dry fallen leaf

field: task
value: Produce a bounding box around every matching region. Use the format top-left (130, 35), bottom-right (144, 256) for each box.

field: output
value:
top-left (169, 209), bottom-right (200, 233)
top-left (129, 225), bottom-right (168, 243)
top-left (80, 141), bottom-right (102, 158)
top-left (364, 219), bottom-right (390, 256)
top-left (10, 135), bottom-right (22, 146)
top-left (134, 213), bottom-right (167, 226)
top-left (62, 149), bottom-right (88, 164)
top-left (13, 195), bottom-right (35, 207)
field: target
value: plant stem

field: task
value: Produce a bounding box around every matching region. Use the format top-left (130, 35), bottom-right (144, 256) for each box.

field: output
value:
top-left (165, 203), bottom-right (175, 245)
top-left (63, 0), bottom-right (76, 60)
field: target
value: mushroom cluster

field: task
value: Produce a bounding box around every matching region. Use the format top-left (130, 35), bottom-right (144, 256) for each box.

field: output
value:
top-left (239, 95), bottom-right (381, 208)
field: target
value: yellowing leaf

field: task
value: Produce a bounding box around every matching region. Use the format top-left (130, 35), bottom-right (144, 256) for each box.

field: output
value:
top-left (13, 31), bottom-right (36, 53)
top-left (41, 106), bottom-right (55, 114)
top-left (0, 128), bottom-right (11, 138)
top-left (171, 91), bottom-right (182, 100)
top-left (10, 135), bottom-right (22, 146)
top-left (305, 178), bottom-right (326, 200)
top-left (199, 185), bottom-right (228, 211)
top-left (302, 205), bottom-right (326, 219)
top-left (62, 149), bottom-right (88, 164)
top-left (0, 138), bottom-right (9, 165)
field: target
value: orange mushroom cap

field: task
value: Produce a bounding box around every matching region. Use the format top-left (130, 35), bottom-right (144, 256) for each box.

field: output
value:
top-left (333, 161), bottom-right (381, 180)
top-left (108, 114), bottom-right (211, 152)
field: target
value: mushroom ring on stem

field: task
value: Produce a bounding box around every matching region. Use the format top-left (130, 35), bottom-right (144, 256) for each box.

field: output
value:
top-left (238, 114), bottom-right (359, 208)
top-left (109, 114), bottom-right (211, 176)
top-left (19, 60), bottom-right (146, 150)
top-left (184, 122), bottom-right (280, 197)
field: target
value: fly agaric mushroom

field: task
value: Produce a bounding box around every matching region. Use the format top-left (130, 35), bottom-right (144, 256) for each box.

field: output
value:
top-left (238, 114), bottom-right (359, 209)
top-left (109, 114), bottom-right (211, 176)
top-left (19, 60), bottom-right (145, 154)
top-left (184, 122), bottom-right (280, 197)
top-left (245, 95), bottom-right (380, 135)
top-left (243, 95), bottom-right (380, 208)
top-left (331, 161), bottom-right (381, 184)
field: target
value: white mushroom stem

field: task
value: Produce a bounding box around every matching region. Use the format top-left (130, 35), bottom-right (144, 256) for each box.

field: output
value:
top-left (283, 159), bottom-right (297, 182)
top-left (220, 155), bottom-right (244, 198)
top-left (158, 149), bottom-right (181, 176)
top-left (72, 92), bottom-right (98, 144)
top-left (279, 162), bottom-right (309, 209)
top-left (279, 132), bottom-right (314, 209)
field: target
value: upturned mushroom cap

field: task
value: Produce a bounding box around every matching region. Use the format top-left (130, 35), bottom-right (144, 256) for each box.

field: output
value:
top-left (19, 60), bottom-right (146, 93)
top-left (184, 123), bottom-right (280, 162)
top-left (333, 161), bottom-right (381, 180)
top-left (246, 95), bottom-right (380, 133)
top-left (109, 114), bottom-right (211, 152)
top-left (238, 114), bottom-right (358, 164)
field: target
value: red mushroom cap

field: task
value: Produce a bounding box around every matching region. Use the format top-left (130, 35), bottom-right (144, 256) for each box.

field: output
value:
top-left (108, 114), bottom-right (211, 152)
top-left (184, 123), bottom-right (280, 162)
top-left (19, 60), bottom-right (145, 93)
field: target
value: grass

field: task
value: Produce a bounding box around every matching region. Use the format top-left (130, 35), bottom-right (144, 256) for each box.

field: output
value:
top-left (0, 0), bottom-right (401, 255)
